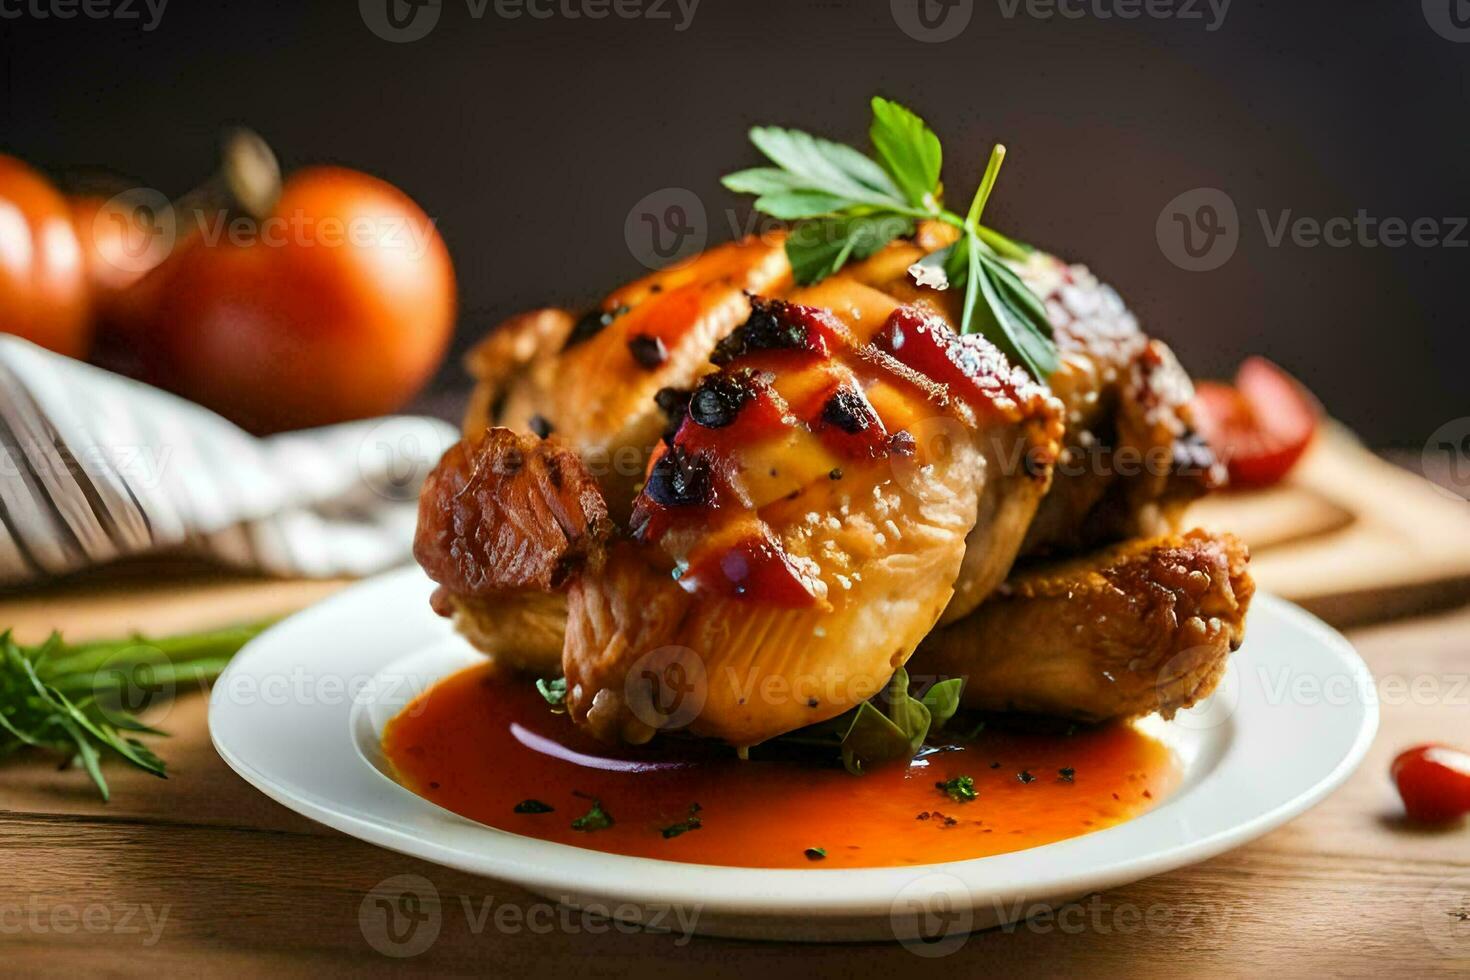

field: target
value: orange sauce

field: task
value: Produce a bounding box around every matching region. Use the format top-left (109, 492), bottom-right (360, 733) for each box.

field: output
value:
top-left (383, 663), bottom-right (1179, 869)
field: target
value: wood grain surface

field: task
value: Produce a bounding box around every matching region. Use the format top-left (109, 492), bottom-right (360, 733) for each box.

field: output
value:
top-left (3, 476), bottom-right (1469, 976)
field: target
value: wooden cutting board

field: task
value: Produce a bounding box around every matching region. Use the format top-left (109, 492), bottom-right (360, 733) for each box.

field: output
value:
top-left (1188, 424), bottom-right (1470, 626)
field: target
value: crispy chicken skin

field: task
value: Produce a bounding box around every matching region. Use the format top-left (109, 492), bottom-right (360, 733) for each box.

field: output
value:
top-left (912, 529), bottom-right (1253, 723)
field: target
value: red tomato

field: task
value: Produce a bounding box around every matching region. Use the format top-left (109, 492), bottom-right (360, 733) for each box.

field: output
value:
top-left (0, 156), bottom-right (91, 358)
top-left (1191, 357), bottom-right (1319, 488)
top-left (117, 166), bottom-right (455, 433)
top-left (1391, 744), bottom-right (1470, 823)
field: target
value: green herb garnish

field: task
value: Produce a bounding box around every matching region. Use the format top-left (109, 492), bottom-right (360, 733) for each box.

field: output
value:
top-left (723, 96), bottom-right (1058, 380)
top-left (1058, 767), bottom-right (1076, 783)
top-left (936, 774), bottom-right (977, 803)
top-left (660, 802), bottom-right (703, 839)
top-left (536, 676), bottom-right (568, 711)
top-left (838, 669), bottom-right (965, 775)
top-left (514, 799), bottom-right (555, 814)
top-left (804, 847), bottom-right (827, 861)
top-left (1018, 770), bottom-right (1036, 784)
top-left (0, 624), bottom-right (266, 801)
top-left (571, 794), bottom-right (614, 832)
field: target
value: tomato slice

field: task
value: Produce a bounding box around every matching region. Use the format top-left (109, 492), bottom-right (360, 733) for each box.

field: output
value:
top-left (1391, 744), bottom-right (1470, 823)
top-left (1190, 357), bottom-right (1319, 488)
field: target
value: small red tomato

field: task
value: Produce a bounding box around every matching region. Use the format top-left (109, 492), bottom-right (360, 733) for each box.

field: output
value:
top-left (0, 155), bottom-right (92, 358)
top-left (1391, 744), bottom-right (1470, 823)
top-left (1191, 356), bottom-right (1320, 488)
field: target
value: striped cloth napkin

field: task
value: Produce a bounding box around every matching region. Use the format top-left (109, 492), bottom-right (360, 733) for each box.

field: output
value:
top-left (0, 336), bottom-right (458, 588)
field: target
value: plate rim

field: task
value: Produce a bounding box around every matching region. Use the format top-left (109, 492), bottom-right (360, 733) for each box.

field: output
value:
top-left (209, 567), bottom-right (1379, 917)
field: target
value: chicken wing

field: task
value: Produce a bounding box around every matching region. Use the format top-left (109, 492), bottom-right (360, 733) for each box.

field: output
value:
top-left (910, 529), bottom-right (1253, 722)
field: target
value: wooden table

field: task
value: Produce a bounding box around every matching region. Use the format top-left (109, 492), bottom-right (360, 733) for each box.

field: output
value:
top-left (3, 567), bottom-right (1468, 977)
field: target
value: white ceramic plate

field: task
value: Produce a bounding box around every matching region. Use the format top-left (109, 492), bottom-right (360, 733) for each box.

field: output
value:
top-left (209, 566), bottom-right (1377, 943)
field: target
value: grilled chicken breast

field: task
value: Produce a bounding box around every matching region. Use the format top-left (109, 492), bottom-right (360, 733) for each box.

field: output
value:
top-left (420, 229), bottom-right (1246, 745)
top-left (464, 232), bottom-right (1214, 603)
top-left (912, 529), bottom-right (1252, 722)
top-left (419, 297), bottom-right (1063, 746)
top-left (565, 298), bottom-right (1059, 747)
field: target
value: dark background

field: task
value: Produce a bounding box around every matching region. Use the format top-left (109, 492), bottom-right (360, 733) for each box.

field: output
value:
top-left (2, 0), bottom-right (1465, 446)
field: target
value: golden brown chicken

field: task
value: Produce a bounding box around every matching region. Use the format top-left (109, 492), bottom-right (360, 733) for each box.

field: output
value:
top-left (418, 230), bottom-right (1248, 748)
top-left (463, 233), bottom-right (1216, 607)
top-left (912, 529), bottom-right (1252, 722)
top-left (420, 296), bottom-right (1065, 747)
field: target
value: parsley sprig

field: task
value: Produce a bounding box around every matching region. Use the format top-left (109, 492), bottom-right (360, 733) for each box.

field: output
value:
top-left (723, 97), bottom-right (1059, 380)
top-left (0, 624), bottom-right (265, 800)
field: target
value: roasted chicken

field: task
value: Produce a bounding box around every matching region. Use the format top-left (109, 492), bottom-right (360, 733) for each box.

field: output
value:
top-left (417, 229), bottom-right (1251, 749)
top-left (912, 529), bottom-right (1252, 722)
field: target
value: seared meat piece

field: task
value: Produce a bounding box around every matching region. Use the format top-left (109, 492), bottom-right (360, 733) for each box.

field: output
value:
top-left (911, 529), bottom-right (1253, 723)
top-left (413, 429), bottom-right (611, 674)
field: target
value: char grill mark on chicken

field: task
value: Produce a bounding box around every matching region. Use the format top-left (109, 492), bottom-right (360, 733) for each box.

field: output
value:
top-left (460, 237), bottom-right (793, 519)
top-left (562, 297), bottom-right (1060, 747)
top-left (416, 231), bottom-right (1250, 745)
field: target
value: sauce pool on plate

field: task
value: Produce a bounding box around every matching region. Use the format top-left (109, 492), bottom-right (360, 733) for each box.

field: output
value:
top-left (382, 663), bottom-right (1179, 869)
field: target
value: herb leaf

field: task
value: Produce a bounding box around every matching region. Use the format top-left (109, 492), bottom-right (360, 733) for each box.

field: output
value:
top-left (514, 799), bottom-right (555, 814)
top-left (919, 678), bottom-right (965, 730)
top-left (660, 803), bottom-right (703, 839)
top-left (738, 126), bottom-right (902, 207)
top-left (936, 774), bottom-right (978, 803)
top-left (0, 624), bottom-right (265, 800)
top-left (838, 667), bottom-right (938, 774)
top-left (536, 676), bottom-right (568, 709)
top-left (571, 795), bottom-right (614, 831)
top-left (785, 214), bottom-right (914, 286)
top-left (869, 96), bottom-right (943, 210)
top-left (723, 98), bottom-right (1059, 382)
